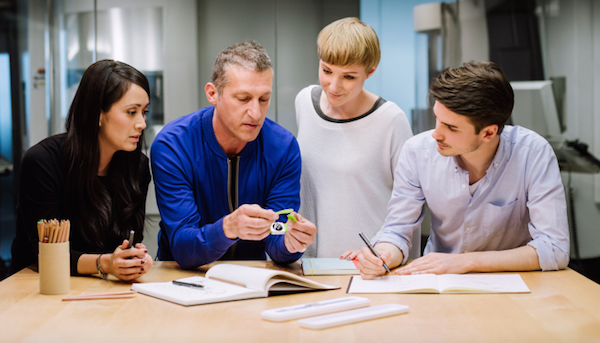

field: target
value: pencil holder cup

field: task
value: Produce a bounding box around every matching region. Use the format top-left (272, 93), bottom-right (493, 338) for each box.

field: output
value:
top-left (39, 242), bottom-right (70, 295)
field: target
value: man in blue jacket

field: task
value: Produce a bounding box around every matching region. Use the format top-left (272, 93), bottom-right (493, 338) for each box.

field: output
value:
top-left (151, 41), bottom-right (317, 269)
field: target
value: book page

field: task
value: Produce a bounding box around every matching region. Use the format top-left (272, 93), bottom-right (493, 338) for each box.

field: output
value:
top-left (131, 276), bottom-right (261, 306)
top-left (437, 274), bottom-right (531, 293)
top-left (348, 274), bottom-right (440, 293)
top-left (205, 264), bottom-right (282, 291)
top-left (205, 264), bottom-right (338, 292)
top-left (264, 273), bottom-right (339, 290)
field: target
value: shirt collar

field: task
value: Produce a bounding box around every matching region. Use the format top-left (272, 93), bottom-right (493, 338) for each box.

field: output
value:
top-left (450, 132), bottom-right (509, 175)
top-left (489, 130), bottom-right (510, 170)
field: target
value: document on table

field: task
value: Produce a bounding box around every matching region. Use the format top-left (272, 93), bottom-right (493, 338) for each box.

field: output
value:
top-left (347, 274), bottom-right (531, 294)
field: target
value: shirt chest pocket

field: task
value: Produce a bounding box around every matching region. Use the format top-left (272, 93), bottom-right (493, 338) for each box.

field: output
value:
top-left (483, 199), bottom-right (521, 236)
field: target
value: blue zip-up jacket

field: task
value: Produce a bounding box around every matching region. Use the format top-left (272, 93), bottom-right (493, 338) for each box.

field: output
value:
top-left (150, 106), bottom-right (303, 269)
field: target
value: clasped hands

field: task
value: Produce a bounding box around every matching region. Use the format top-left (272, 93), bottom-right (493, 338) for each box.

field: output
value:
top-left (223, 204), bottom-right (316, 253)
top-left (104, 240), bottom-right (154, 281)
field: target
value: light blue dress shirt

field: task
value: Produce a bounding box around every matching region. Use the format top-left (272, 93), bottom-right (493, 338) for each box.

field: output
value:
top-left (373, 125), bottom-right (570, 271)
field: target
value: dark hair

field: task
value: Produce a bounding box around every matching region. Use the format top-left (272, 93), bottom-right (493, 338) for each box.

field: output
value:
top-left (62, 59), bottom-right (150, 251)
top-left (211, 40), bottom-right (272, 94)
top-left (429, 61), bottom-right (514, 134)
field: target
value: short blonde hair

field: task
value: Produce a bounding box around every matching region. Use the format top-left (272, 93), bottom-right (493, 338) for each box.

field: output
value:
top-left (317, 17), bottom-right (380, 72)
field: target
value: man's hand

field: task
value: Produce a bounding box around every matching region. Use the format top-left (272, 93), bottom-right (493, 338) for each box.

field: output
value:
top-left (354, 246), bottom-right (391, 280)
top-left (349, 242), bottom-right (402, 280)
top-left (395, 252), bottom-right (473, 275)
top-left (396, 246), bottom-right (541, 275)
top-left (354, 242), bottom-right (403, 280)
top-left (223, 204), bottom-right (278, 240)
top-left (283, 212), bottom-right (316, 253)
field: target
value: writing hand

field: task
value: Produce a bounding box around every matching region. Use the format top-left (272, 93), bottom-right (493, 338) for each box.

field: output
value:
top-left (356, 246), bottom-right (391, 280)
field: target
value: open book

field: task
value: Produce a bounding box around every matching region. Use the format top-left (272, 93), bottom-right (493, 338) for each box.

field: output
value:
top-left (347, 274), bottom-right (530, 294)
top-left (132, 264), bottom-right (339, 306)
top-left (302, 258), bottom-right (360, 276)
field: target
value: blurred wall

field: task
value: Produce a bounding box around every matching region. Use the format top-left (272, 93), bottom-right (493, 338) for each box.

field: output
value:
top-left (196, 0), bottom-right (359, 136)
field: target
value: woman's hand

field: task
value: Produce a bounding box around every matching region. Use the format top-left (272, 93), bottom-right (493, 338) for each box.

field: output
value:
top-left (340, 249), bottom-right (361, 260)
top-left (103, 240), bottom-right (153, 281)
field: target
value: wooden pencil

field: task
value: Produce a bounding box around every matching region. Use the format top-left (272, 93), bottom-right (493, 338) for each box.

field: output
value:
top-left (62, 293), bottom-right (137, 301)
top-left (63, 220), bottom-right (68, 242)
top-left (54, 221), bottom-right (60, 243)
top-left (37, 220), bottom-right (43, 243)
top-left (52, 220), bottom-right (58, 243)
top-left (62, 291), bottom-right (137, 300)
top-left (58, 220), bottom-right (64, 243)
top-left (48, 221), bottom-right (53, 243)
top-left (53, 220), bottom-right (58, 243)
top-left (55, 220), bottom-right (60, 243)
top-left (43, 220), bottom-right (48, 242)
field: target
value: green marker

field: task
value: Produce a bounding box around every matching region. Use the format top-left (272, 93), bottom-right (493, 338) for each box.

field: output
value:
top-left (270, 209), bottom-right (298, 235)
top-left (275, 208), bottom-right (297, 222)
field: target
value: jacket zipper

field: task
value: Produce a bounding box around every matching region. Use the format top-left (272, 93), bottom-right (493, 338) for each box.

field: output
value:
top-left (227, 156), bottom-right (240, 213)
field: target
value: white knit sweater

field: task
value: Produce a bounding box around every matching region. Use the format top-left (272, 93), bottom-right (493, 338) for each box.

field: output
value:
top-left (296, 85), bottom-right (413, 257)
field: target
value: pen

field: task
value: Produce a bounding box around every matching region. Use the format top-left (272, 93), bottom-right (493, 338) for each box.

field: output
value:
top-left (172, 280), bottom-right (205, 289)
top-left (127, 230), bottom-right (135, 249)
top-left (358, 232), bottom-right (391, 275)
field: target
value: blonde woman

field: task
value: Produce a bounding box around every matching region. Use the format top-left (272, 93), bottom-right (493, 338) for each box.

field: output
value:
top-left (296, 18), bottom-right (413, 258)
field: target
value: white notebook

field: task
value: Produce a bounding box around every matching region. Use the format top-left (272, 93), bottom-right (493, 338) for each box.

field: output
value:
top-left (347, 274), bottom-right (531, 294)
top-left (132, 264), bottom-right (339, 306)
top-left (301, 258), bottom-right (360, 276)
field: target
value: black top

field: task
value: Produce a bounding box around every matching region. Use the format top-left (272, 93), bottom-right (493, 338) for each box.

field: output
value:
top-left (311, 86), bottom-right (386, 123)
top-left (9, 134), bottom-right (151, 275)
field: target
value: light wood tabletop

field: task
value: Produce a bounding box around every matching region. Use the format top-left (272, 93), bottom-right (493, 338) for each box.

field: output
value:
top-left (1, 261), bottom-right (600, 342)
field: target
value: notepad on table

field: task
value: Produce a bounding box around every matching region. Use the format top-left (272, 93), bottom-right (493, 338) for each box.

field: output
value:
top-left (131, 264), bottom-right (339, 306)
top-left (302, 258), bottom-right (360, 276)
top-left (347, 274), bottom-right (530, 294)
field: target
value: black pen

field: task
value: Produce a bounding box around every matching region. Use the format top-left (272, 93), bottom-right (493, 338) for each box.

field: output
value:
top-left (172, 280), bottom-right (205, 289)
top-left (358, 232), bottom-right (392, 274)
top-left (127, 229), bottom-right (135, 249)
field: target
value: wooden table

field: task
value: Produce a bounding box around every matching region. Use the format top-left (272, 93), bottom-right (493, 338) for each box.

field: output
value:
top-left (1, 261), bottom-right (600, 342)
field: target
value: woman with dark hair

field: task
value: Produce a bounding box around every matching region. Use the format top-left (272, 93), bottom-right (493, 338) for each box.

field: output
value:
top-left (9, 59), bottom-right (154, 281)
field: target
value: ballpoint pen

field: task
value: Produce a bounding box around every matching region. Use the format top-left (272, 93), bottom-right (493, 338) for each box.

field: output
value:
top-left (172, 280), bottom-right (205, 289)
top-left (358, 232), bottom-right (391, 274)
top-left (127, 229), bottom-right (135, 249)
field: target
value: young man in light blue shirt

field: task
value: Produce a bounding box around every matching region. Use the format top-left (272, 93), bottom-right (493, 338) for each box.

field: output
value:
top-left (351, 61), bottom-right (570, 278)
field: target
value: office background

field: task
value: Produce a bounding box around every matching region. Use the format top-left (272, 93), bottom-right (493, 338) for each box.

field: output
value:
top-left (0, 0), bottom-right (599, 283)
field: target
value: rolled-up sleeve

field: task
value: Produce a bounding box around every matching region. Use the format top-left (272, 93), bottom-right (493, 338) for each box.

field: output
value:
top-left (525, 144), bottom-right (570, 270)
top-left (373, 142), bottom-right (425, 265)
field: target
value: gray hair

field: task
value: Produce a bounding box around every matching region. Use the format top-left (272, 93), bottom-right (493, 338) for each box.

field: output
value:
top-left (211, 40), bottom-right (273, 94)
